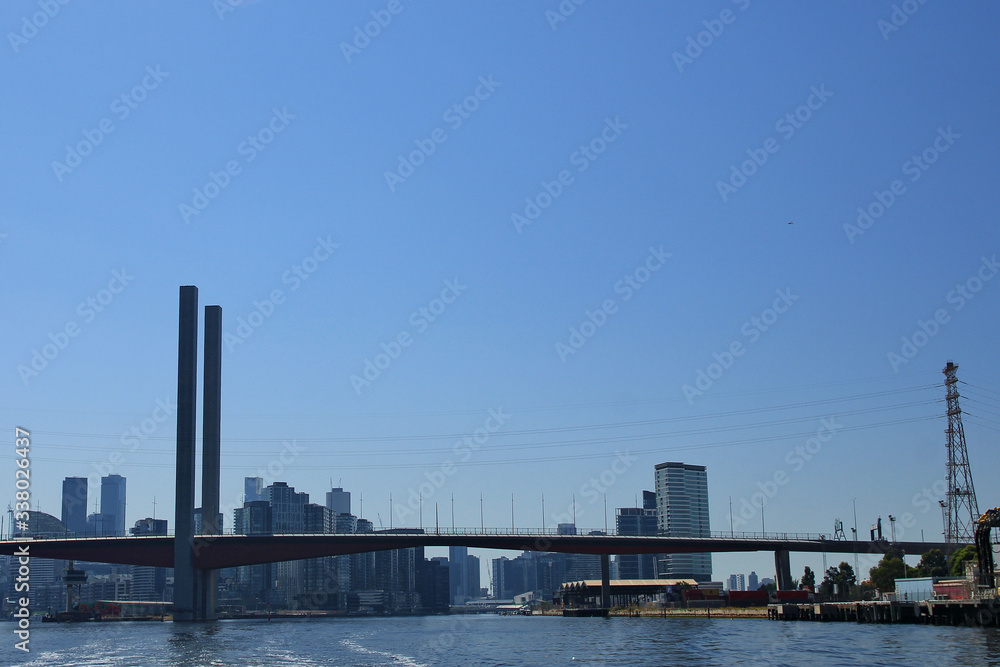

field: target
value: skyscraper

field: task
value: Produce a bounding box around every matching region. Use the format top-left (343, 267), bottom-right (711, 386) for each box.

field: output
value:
top-left (654, 462), bottom-right (711, 582)
top-left (61, 477), bottom-right (88, 535)
top-left (244, 477), bottom-right (263, 503)
top-left (449, 546), bottom-right (469, 604)
top-left (325, 487), bottom-right (351, 516)
top-left (100, 474), bottom-right (127, 537)
top-left (616, 489), bottom-right (658, 579)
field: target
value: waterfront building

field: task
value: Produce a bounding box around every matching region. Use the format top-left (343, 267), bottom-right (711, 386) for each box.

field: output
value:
top-left (449, 546), bottom-right (469, 604)
top-left (616, 490), bottom-right (658, 579)
top-left (655, 462), bottom-right (711, 582)
top-left (131, 518), bottom-right (168, 601)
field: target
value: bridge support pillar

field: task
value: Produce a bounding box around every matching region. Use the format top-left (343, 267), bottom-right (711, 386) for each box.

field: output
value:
top-left (195, 305), bottom-right (222, 621)
top-left (600, 553), bottom-right (610, 609)
top-left (173, 287), bottom-right (198, 622)
top-left (774, 549), bottom-right (793, 591)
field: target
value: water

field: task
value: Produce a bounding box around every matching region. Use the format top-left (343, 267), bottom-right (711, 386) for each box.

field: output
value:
top-left (3, 615), bottom-right (1000, 666)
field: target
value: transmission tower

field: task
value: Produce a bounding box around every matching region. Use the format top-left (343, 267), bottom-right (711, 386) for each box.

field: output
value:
top-left (943, 361), bottom-right (979, 544)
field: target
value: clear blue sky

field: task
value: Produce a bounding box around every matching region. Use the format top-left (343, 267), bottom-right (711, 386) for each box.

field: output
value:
top-left (2, 1), bottom-right (999, 585)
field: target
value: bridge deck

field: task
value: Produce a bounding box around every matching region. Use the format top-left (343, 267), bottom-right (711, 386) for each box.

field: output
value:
top-left (0, 533), bottom-right (951, 570)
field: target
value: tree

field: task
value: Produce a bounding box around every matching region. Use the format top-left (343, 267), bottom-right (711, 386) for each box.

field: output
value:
top-left (820, 562), bottom-right (856, 600)
top-left (869, 549), bottom-right (913, 594)
top-left (949, 545), bottom-right (977, 576)
top-left (916, 549), bottom-right (948, 577)
top-left (801, 566), bottom-right (816, 589)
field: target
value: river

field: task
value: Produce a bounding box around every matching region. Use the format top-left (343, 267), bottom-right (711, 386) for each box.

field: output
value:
top-left (4, 615), bottom-right (1000, 666)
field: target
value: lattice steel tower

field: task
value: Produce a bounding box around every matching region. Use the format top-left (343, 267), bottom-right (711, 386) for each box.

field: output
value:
top-left (943, 361), bottom-right (979, 544)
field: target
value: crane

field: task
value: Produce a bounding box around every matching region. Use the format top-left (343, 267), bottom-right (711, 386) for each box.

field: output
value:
top-left (974, 507), bottom-right (1000, 589)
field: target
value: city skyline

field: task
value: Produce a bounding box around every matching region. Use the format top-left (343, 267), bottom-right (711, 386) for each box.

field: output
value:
top-left (3, 0), bottom-right (999, 590)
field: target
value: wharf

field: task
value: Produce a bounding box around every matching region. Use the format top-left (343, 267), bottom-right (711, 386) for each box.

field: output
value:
top-left (768, 599), bottom-right (1000, 627)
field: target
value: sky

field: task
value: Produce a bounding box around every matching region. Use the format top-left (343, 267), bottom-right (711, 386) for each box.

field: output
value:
top-left (2, 1), bottom-right (999, 588)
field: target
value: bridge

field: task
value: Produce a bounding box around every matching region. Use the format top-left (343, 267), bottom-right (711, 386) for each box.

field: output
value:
top-left (7, 287), bottom-right (964, 619)
top-left (0, 529), bottom-right (947, 590)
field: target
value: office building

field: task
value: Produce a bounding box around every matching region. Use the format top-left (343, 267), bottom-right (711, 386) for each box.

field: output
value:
top-left (466, 554), bottom-right (481, 600)
top-left (655, 462), bottom-right (711, 582)
top-left (326, 487), bottom-right (351, 516)
top-left (449, 546), bottom-right (469, 604)
top-left (61, 477), bottom-right (88, 535)
top-left (748, 571), bottom-right (759, 591)
top-left (244, 477), bottom-right (263, 503)
top-left (100, 474), bottom-right (127, 537)
top-left (131, 518), bottom-right (168, 600)
top-left (616, 490), bottom-right (658, 579)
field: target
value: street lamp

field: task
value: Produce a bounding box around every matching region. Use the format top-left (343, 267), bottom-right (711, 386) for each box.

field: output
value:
top-left (938, 500), bottom-right (947, 542)
top-left (888, 515), bottom-right (896, 542)
top-left (852, 499), bottom-right (860, 594)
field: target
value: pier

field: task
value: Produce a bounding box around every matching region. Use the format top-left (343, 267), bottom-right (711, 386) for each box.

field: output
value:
top-left (768, 598), bottom-right (1000, 627)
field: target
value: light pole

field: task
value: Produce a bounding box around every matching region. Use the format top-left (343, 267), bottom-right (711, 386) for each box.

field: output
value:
top-left (852, 498), bottom-right (859, 595)
top-left (938, 500), bottom-right (947, 542)
top-left (887, 515), bottom-right (896, 542)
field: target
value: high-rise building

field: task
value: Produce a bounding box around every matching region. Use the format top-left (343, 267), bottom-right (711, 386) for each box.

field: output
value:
top-left (61, 477), bottom-right (88, 535)
top-left (326, 487), bottom-right (351, 516)
top-left (131, 518), bottom-right (168, 601)
top-left (616, 490), bottom-right (658, 580)
top-left (100, 474), bottom-right (127, 537)
top-left (654, 462), bottom-right (711, 582)
top-left (466, 554), bottom-right (481, 600)
top-left (86, 512), bottom-right (106, 537)
top-left (263, 482), bottom-right (309, 606)
top-left (449, 546), bottom-right (469, 604)
top-left (264, 482), bottom-right (308, 533)
top-left (194, 508), bottom-right (223, 535)
top-left (244, 477), bottom-right (263, 503)
top-left (728, 573), bottom-right (746, 591)
top-left (234, 500), bottom-right (273, 608)
top-left (748, 571), bottom-right (759, 591)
